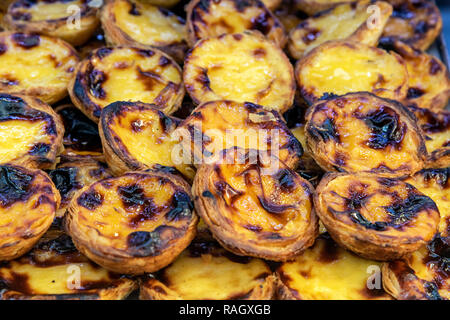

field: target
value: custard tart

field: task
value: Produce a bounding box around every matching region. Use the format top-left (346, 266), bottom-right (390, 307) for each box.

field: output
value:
top-left (314, 172), bottom-right (440, 261)
top-left (99, 101), bottom-right (195, 180)
top-left (186, 0), bottom-right (286, 48)
top-left (68, 46), bottom-right (184, 122)
top-left (101, 0), bottom-right (187, 63)
top-left (0, 31), bottom-right (79, 104)
top-left (293, 0), bottom-right (354, 16)
top-left (65, 171), bottom-right (198, 274)
top-left (288, 0), bottom-right (392, 59)
top-left (381, 0), bottom-right (442, 51)
top-left (390, 42), bottom-right (450, 112)
top-left (408, 106), bottom-right (449, 168)
top-left (0, 165), bottom-right (60, 261)
top-left (140, 241), bottom-right (276, 300)
top-left (277, 234), bottom-right (392, 300)
top-left (0, 93), bottom-right (64, 169)
top-left (55, 104), bottom-right (103, 159)
top-left (0, 233), bottom-right (137, 300)
top-left (49, 158), bottom-right (112, 218)
top-left (295, 40), bottom-right (408, 105)
top-left (382, 234), bottom-right (449, 300)
top-left (178, 100), bottom-right (303, 169)
top-left (193, 148), bottom-right (318, 261)
top-left (404, 168), bottom-right (449, 237)
top-left (136, 0), bottom-right (180, 8)
top-left (305, 92), bottom-right (426, 177)
top-left (4, 0), bottom-right (100, 46)
top-left (183, 31), bottom-right (295, 114)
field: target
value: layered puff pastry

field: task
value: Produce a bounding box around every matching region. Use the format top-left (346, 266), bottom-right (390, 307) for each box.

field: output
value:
top-left (314, 172), bottom-right (440, 261)
top-left (0, 165), bottom-right (60, 261)
top-left (65, 171), bottom-right (198, 274)
top-left (140, 241), bottom-right (276, 300)
top-left (193, 148), bottom-right (318, 261)
top-left (4, 0), bottom-right (100, 46)
top-left (183, 31), bottom-right (295, 114)
top-left (0, 31), bottom-right (79, 104)
top-left (101, 0), bottom-right (187, 63)
top-left (68, 46), bottom-right (184, 122)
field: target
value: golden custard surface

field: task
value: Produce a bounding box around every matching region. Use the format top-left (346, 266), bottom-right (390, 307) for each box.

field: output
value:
top-left (113, 0), bottom-right (185, 45)
top-left (184, 32), bottom-right (294, 113)
top-left (159, 243), bottom-right (271, 300)
top-left (404, 168), bottom-right (449, 237)
top-left (105, 104), bottom-right (193, 178)
top-left (278, 237), bottom-right (390, 300)
top-left (297, 42), bottom-right (407, 103)
top-left (306, 94), bottom-right (424, 175)
top-left (0, 166), bottom-right (57, 248)
top-left (72, 173), bottom-right (191, 252)
top-left (0, 33), bottom-right (78, 93)
top-left (318, 174), bottom-right (439, 238)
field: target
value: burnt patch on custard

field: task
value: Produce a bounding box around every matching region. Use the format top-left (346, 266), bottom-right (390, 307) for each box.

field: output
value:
top-left (88, 68), bottom-right (107, 99)
top-left (118, 184), bottom-right (159, 226)
top-left (128, 1), bottom-right (140, 16)
top-left (136, 67), bottom-right (164, 91)
top-left (308, 117), bottom-right (340, 143)
top-left (28, 142), bottom-right (51, 156)
top-left (412, 107), bottom-right (450, 135)
top-left (77, 190), bottom-right (103, 210)
top-left (0, 94), bottom-right (48, 122)
top-left (58, 106), bottom-right (102, 152)
top-left (0, 166), bottom-right (34, 208)
top-left (127, 230), bottom-right (161, 257)
top-left (95, 47), bottom-right (113, 59)
top-left (429, 58), bottom-right (442, 75)
top-left (253, 48), bottom-right (266, 58)
top-left (355, 106), bottom-right (406, 150)
top-left (273, 169), bottom-right (296, 193)
top-left (11, 33), bottom-right (40, 49)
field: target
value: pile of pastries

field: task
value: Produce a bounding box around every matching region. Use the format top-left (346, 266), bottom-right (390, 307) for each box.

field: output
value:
top-left (0, 0), bottom-right (448, 300)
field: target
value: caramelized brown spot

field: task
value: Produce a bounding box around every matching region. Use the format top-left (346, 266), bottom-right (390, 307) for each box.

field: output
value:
top-left (77, 190), bottom-right (103, 210)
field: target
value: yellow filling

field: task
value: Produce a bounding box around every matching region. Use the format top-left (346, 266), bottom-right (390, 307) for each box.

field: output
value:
top-left (163, 249), bottom-right (270, 300)
top-left (279, 238), bottom-right (388, 300)
top-left (26, 0), bottom-right (84, 21)
top-left (0, 120), bottom-right (48, 164)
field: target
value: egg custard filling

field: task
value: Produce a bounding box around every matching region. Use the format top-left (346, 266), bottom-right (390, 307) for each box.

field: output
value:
top-left (183, 31), bottom-right (295, 114)
top-left (0, 94), bottom-right (64, 169)
top-left (66, 171), bottom-right (198, 274)
top-left (69, 46), bottom-right (184, 122)
top-left (0, 233), bottom-right (137, 299)
top-left (193, 148), bottom-right (318, 261)
top-left (315, 172), bottom-right (440, 261)
top-left (179, 100), bottom-right (303, 169)
top-left (186, 0), bottom-right (286, 47)
top-left (140, 241), bottom-right (275, 300)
